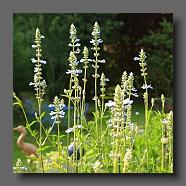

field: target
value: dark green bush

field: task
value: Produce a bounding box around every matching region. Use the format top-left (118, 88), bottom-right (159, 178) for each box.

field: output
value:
top-left (137, 19), bottom-right (173, 98)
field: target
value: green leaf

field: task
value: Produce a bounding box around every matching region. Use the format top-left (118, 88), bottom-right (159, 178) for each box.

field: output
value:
top-left (32, 130), bottom-right (38, 137)
top-left (27, 120), bottom-right (37, 127)
top-left (84, 149), bottom-right (95, 159)
top-left (13, 102), bottom-right (20, 106)
top-left (37, 146), bottom-right (51, 153)
top-left (40, 112), bottom-right (46, 119)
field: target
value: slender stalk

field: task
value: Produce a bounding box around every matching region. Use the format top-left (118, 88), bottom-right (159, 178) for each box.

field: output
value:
top-left (73, 89), bottom-right (77, 172)
top-left (94, 51), bottom-right (101, 157)
top-left (143, 83), bottom-right (149, 172)
top-left (161, 94), bottom-right (165, 171)
top-left (66, 25), bottom-right (78, 171)
top-left (36, 52), bottom-right (44, 173)
top-left (94, 60), bottom-right (98, 136)
top-left (57, 122), bottom-right (60, 157)
top-left (56, 120), bottom-right (63, 173)
top-left (137, 49), bottom-right (149, 172)
top-left (168, 112), bottom-right (173, 172)
top-left (161, 124), bottom-right (164, 171)
top-left (91, 22), bottom-right (104, 157)
top-left (76, 89), bottom-right (80, 173)
top-left (113, 121), bottom-right (120, 173)
top-left (168, 130), bottom-right (172, 172)
top-left (81, 65), bottom-right (87, 115)
top-left (101, 97), bottom-right (104, 133)
top-left (67, 74), bottom-right (72, 172)
top-left (38, 99), bottom-right (44, 173)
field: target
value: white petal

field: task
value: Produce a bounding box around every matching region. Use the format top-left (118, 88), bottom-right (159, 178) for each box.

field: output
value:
top-left (123, 98), bottom-right (133, 105)
top-left (48, 104), bottom-right (55, 108)
top-left (40, 60), bottom-right (47, 64)
top-left (134, 57), bottom-right (140, 61)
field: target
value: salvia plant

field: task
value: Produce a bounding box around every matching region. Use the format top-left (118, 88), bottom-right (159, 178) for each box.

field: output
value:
top-left (13, 22), bottom-right (173, 173)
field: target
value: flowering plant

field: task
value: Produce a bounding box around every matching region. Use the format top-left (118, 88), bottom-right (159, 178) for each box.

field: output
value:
top-left (13, 22), bottom-right (173, 173)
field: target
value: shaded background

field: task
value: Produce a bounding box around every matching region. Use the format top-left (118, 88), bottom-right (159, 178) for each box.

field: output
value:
top-left (13, 13), bottom-right (173, 102)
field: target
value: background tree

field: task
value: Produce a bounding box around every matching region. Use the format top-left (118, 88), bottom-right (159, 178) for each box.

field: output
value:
top-left (137, 19), bottom-right (173, 98)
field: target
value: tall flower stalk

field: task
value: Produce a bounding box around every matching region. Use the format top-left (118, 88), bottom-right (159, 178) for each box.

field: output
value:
top-left (65, 24), bottom-right (81, 171)
top-left (90, 22), bottom-right (105, 153)
top-left (29, 28), bottom-right (47, 172)
top-left (134, 49), bottom-right (152, 171)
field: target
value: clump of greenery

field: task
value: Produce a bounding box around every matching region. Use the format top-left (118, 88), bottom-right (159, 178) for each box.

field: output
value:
top-left (13, 22), bottom-right (173, 173)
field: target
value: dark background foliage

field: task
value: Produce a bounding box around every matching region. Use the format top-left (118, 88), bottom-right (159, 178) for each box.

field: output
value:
top-left (13, 13), bottom-right (173, 101)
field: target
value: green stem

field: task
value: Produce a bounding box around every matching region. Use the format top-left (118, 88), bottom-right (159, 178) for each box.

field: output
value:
top-left (161, 124), bottom-right (164, 171)
top-left (57, 120), bottom-right (63, 173)
top-left (67, 74), bottom-right (72, 172)
top-left (81, 64), bottom-right (87, 115)
top-left (143, 74), bottom-right (149, 172)
top-left (94, 49), bottom-right (100, 157)
top-left (113, 121), bottom-right (120, 173)
top-left (161, 99), bottom-right (165, 171)
top-left (57, 121), bottom-right (60, 157)
top-left (67, 40), bottom-right (76, 172)
top-left (38, 99), bottom-right (44, 173)
top-left (168, 132), bottom-right (172, 172)
top-left (100, 96), bottom-right (104, 134)
top-left (73, 89), bottom-right (77, 172)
